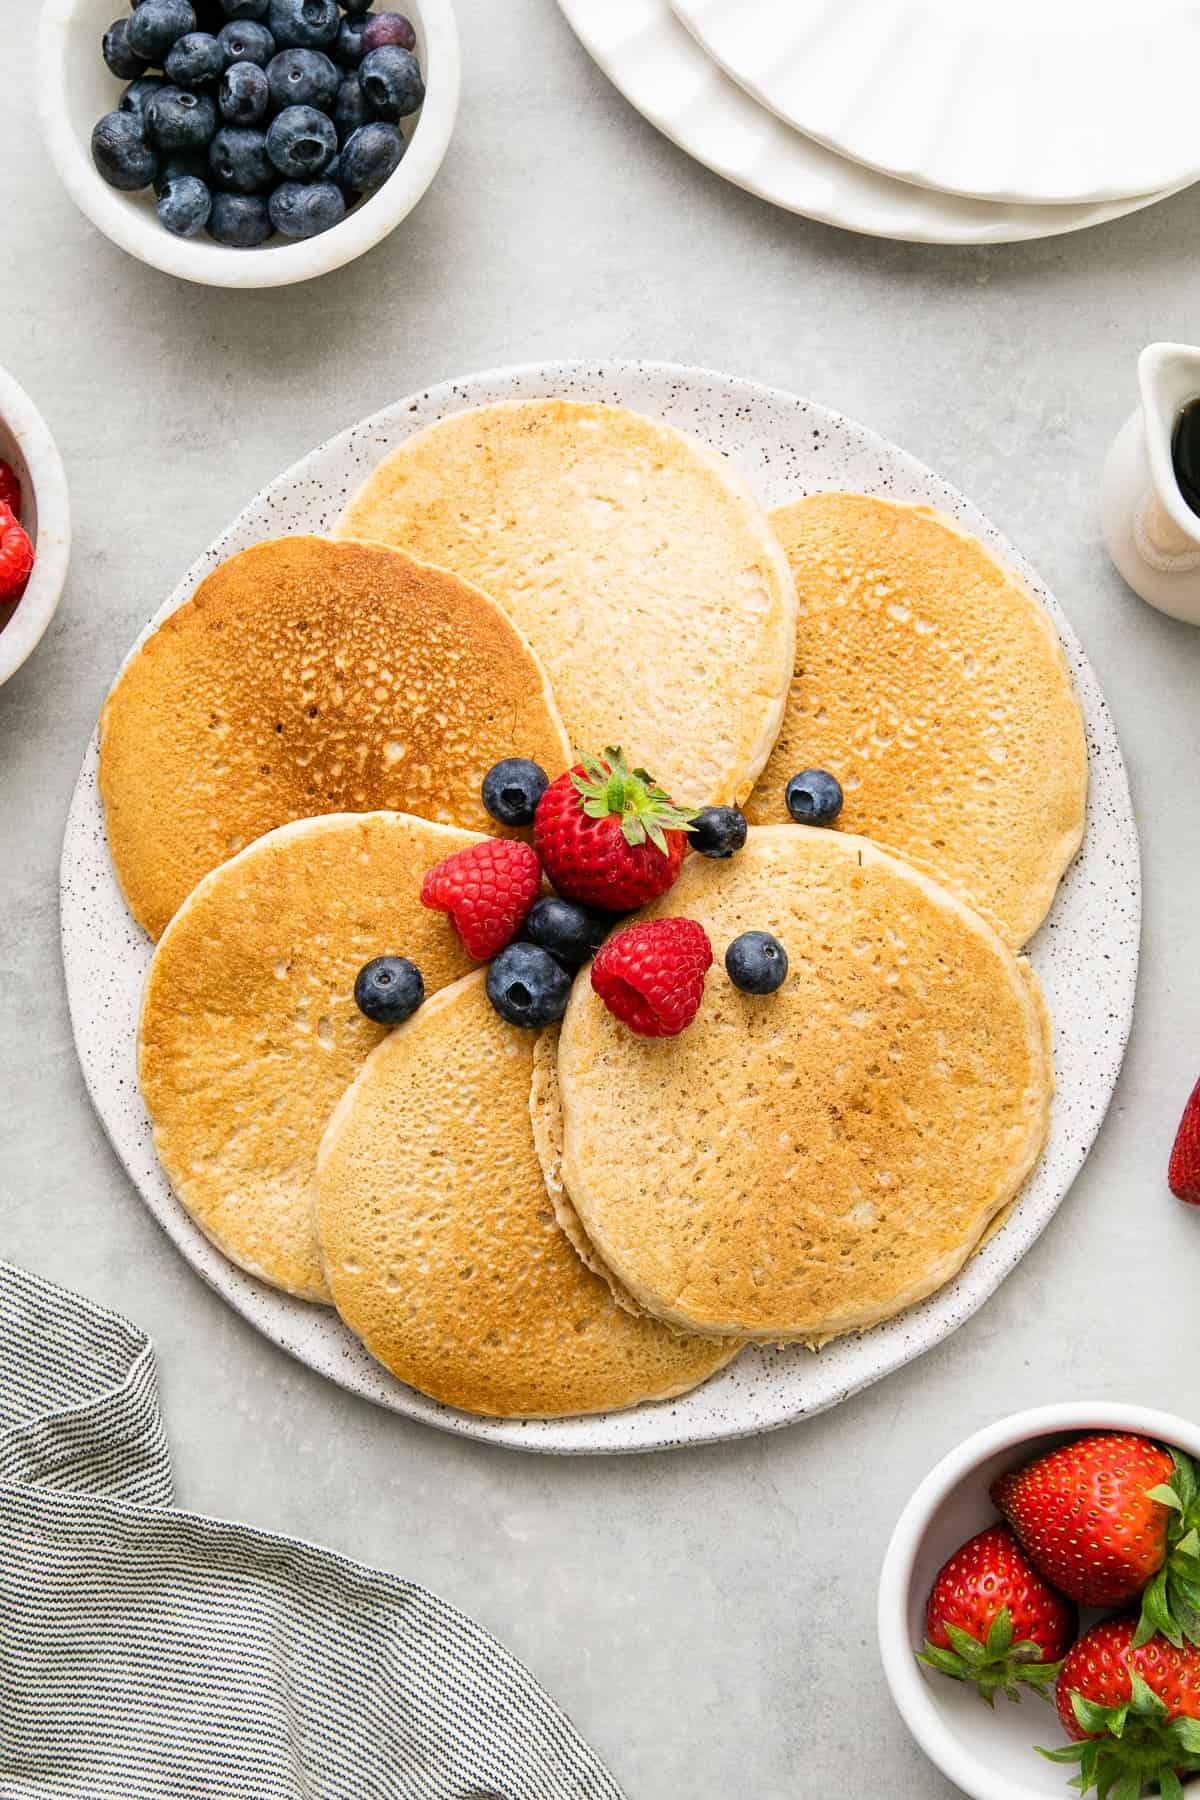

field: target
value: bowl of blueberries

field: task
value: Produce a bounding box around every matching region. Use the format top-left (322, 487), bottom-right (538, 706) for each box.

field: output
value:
top-left (36, 0), bottom-right (460, 286)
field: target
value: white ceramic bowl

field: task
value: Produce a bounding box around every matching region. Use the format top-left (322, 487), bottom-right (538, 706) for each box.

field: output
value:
top-left (36, 0), bottom-right (460, 288)
top-left (878, 1404), bottom-right (1200, 1800)
top-left (0, 365), bottom-right (71, 688)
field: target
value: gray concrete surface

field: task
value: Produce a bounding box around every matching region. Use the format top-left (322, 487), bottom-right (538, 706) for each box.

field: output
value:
top-left (4, 2), bottom-right (1200, 1794)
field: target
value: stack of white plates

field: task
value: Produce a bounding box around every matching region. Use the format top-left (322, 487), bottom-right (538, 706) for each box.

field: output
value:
top-left (557, 0), bottom-right (1199, 245)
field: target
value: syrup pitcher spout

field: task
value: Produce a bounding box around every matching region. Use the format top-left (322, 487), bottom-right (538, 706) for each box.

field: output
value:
top-left (1102, 341), bottom-right (1200, 623)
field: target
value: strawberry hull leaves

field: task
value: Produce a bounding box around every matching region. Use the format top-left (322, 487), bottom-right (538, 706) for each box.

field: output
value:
top-left (1137, 1449), bottom-right (1200, 1650)
top-left (570, 747), bottom-right (696, 855)
top-left (1040, 1669), bottom-right (1200, 1799)
top-left (919, 1606), bottom-right (1064, 1707)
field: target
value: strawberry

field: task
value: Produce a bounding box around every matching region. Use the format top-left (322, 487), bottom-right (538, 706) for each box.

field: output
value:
top-left (0, 460), bottom-right (21, 519)
top-left (1039, 1616), bottom-right (1200, 1798)
top-left (533, 747), bottom-right (695, 912)
top-left (0, 502), bottom-right (33, 604)
top-left (590, 917), bottom-right (712, 1038)
top-left (918, 1524), bottom-right (1077, 1706)
top-left (1169, 1076), bottom-right (1200, 1204)
top-left (419, 838), bottom-right (541, 961)
top-left (993, 1434), bottom-right (1200, 1649)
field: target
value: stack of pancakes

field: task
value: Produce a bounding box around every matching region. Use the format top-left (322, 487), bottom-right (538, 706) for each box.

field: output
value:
top-left (101, 400), bottom-right (1085, 1420)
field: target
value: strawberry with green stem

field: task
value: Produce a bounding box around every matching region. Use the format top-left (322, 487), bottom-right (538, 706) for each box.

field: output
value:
top-left (1040, 1615), bottom-right (1200, 1799)
top-left (533, 746), bottom-right (696, 912)
top-left (918, 1523), bottom-right (1077, 1706)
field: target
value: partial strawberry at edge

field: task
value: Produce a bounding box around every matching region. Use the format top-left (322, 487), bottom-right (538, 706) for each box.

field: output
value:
top-left (1039, 1616), bottom-right (1200, 1799)
top-left (918, 1524), bottom-right (1076, 1707)
top-left (533, 747), bottom-right (695, 912)
top-left (993, 1434), bottom-right (1200, 1652)
top-left (419, 838), bottom-right (542, 961)
top-left (1169, 1076), bottom-right (1200, 1205)
top-left (0, 503), bottom-right (34, 605)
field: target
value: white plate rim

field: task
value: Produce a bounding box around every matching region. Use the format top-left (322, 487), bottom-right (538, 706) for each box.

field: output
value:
top-left (554, 0), bottom-right (1180, 244)
top-left (667, 0), bottom-right (1200, 207)
top-left (60, 356), bottom-right (1141, 1455)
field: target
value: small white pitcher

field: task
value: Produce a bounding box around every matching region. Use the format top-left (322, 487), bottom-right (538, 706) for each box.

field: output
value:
top-left (1101, 342), bottom-right (1200, 624)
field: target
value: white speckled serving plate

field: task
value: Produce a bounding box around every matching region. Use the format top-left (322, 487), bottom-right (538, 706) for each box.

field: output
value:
top-left (60, 360), bottom-right (1140, 1455)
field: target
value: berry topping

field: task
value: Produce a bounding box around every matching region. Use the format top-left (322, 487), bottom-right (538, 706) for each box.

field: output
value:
top-left (127, 0), bottom-right (198, 63)
top-left (688, 804), bottom-right (747, 859)
top-left (146, 85), bottom-right (219, 154)
top-left (265, 102), bottom-right (336, 177)
top-left (420, 839), bottom-right (542, 961)
top-left (523, 896), bottom-right (608, 969)
top-left (334, 15), bottom-right (370, 68)
top-left (0, 461), bottom-right (21, 519)
top-left (266, 46), bottom-right (340, 111)
top-left (725, 930), bottom-right (788, 994)
top-left (533, 747), bottom-right (695, 912)
top-left (120, 75), bottom-right (167, 120)
top-left (92, 111), bottom-right (158, 191)
top-left (158, 171), bottom-right (212, 235)
top-left (486, 943), bottom-right (572, 1029)
top-left (266, 0), bottom-right (339, 51)
top-left (0, 505), bottom-right (34, 605)
top-left (358, 43), bottom-right (424, 119)
top-left (353, 956), bottom-right (424, 1026)
top-left (206, 189), bottom-right (272, 245)
top-left (164, 30), bottom-right (227, 89)
top-left (103, 18), bottom-right (150, 81)
top-left (209, 123), bottom-right (272, 191)
top-left (919, 1523), bottom-right (1077, 1706)
top-left (216, 20), bottom-right (276, 66)
top-left (590, 917), bottom-right (712, 1038)
top-left (1040, 1616), bottom-right (1200, 1796)
top-left (481, 757), bottom-right (550, 828)
top-left (785, 768), bottom-right (844, 827)
top-left (338, 120), bottom-right (404, 191)
top-left (1169, 1075), bottom-right (1200, 1205)
top-left (218, 59), bottom-right (270, 124)
top-left (361, 11), bottom-right (416, 53)
top-left (269, 178), bottom-right (344, 237)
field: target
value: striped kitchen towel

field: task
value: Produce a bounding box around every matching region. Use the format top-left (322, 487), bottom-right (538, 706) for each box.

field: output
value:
top-left (0, 1261), bottom-right (626, 1800)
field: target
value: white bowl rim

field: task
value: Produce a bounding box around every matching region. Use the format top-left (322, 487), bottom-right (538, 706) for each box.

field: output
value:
top-left (878, 1402), bottom-right (1200, 1800)
top-left (0, 363), bottom-right (71, 687)
top-left (34, 0), bottom-right (461, 290)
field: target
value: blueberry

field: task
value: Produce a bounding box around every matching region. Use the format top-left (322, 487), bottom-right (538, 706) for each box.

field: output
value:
top-left (688, 805), bottom-right (747, 859)
top-left (486, 943), bottom-right (572, 1029)
top-left (165, 31), bottom-right (227, 87)
top-left (145, 86), bottom-right (218, 154)
top-left (725, 931), bottom-right (788, 995)
top-left (218, 0), bottom-right (269, 15)
top-left (91, 112), bottom-right (158, 190)
top-left (269, 178), bottom-right (345, 237)
top-left (217, 19), bottom-right (275, 63)
top-left (359, 44), bottom-right (424, 118)
top-left (338, 120), bottom-right (403, 191)
top-left (127, 0), bottom-right (197, 61)
top-left (266, 47), bottom-right (339, 110)
top-left (209, 124), bottom-right (272, 191)
top-left (218, 58), bottom-right (269, 122)
top-left (102, 19), bottom-right (148, 81)
top-left (267, 0), bottom-right (339, 50)
top-left (120, 75), bottom-right (166, 119)
top-left (331, 15), bottom-right (368, 68)
top-left (332, 74), bottom-right (370, 144)
top-left (154, 149), bottom-right (208, 193)
top-left (361, 11), bottom-right (416, 52)
top-left (157, 172), bottom-right (212, 235)
top-left (353, 956), bottom-right (424, 1025)
top-left (481, 757), bottom-right (549, 828)
top-left (523, 897), bottom-right (607, 970)
top-left (266, 103), bottom-right (336, 177)
top-left (206, 188), bottom-right (272, 244)
top-left (784, 768), bottom-right (844, 827)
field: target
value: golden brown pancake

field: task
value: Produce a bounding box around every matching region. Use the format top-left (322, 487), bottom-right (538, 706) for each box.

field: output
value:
top-left (138, 812), bottom-right (479, 1303)
top-left (315, 974), bottom-right (739, 1418)
top-left (337, 399), bottom-right (797, 809)
top-left (101, 535), bottom-right (569, 938)
top-left (745, 495), bottom-right (1087, 948)
top-left (554, 826), bottom-right (1053, 1341)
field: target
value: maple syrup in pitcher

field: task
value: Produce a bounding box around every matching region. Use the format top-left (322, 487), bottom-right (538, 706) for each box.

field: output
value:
top-left (1170, 397), bottom-right (1200, 517)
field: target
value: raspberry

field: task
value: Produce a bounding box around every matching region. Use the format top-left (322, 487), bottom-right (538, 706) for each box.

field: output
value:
top-left (0, 504), bottom-right (34, 604)
top-left (0, 461), bottom-right (21, 520)
top-left (590, 917), bottom-right (713, 1038)
top-left (419, 839), bottom-right (541, 961)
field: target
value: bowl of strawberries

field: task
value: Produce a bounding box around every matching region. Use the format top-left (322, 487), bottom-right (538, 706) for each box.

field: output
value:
top-left (0, 365), bottom-right (70, 688)
top-left (879, 1405), bottom-right (1200, 1800)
